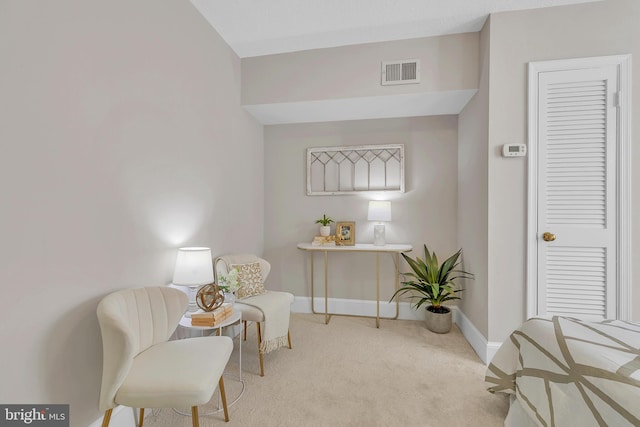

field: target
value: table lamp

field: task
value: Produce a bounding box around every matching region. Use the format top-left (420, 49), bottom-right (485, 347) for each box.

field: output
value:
top-left (368, 201), bottom-right (391, 246)
top-left (173, 247), bottom-right (214, 316)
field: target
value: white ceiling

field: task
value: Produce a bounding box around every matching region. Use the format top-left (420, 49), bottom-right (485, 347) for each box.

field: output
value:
top-left (191, 0), bottom-right (599, 58)
top-left (190, 0), bottom-right (599, 124)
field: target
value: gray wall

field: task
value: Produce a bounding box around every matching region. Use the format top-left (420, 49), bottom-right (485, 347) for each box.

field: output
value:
top-left (484, 0), bottom-right (640, 342)
top-left (0, 1), bottom-right (263, 426)
top-left (457, 19), bottom-right (491, 338)
top-left (264, 117), bottom-right (460, 303)
top-left (242, 33), bottom-right (479, 105)
top-left (250, 34), bottom-right (474, 308)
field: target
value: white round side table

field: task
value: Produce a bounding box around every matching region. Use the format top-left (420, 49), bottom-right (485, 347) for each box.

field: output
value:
top-left (176, 310), bottom-right (244, 415)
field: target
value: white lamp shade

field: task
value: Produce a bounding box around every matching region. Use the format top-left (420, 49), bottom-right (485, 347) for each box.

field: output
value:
top-left (173, 247), bottom-right (214, 286)
top-left (367, 201), bottom-right (392, 222)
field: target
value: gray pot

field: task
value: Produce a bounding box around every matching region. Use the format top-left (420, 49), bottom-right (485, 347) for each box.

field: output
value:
top-left (425, 306), bottom-right (452, 334)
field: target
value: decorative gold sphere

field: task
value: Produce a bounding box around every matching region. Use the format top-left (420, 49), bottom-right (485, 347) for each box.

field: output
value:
top-left (196, 283), bottom-right (225, 312)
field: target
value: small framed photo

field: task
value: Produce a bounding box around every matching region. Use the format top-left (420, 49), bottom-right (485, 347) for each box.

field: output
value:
top-left (336, 221), bottom-right (356, 246)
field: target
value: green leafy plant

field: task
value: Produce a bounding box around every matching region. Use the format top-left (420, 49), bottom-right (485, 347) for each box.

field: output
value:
top-left (314, 214), bottom-right (334, 226)
top-left (390, 244), bottom-right (473, 314)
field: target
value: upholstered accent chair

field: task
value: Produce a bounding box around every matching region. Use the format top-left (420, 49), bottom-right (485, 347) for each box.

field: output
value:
top-left (214, 254), bottom-right (293, 376)
top-left (97, 286), bottom-right (233, 427)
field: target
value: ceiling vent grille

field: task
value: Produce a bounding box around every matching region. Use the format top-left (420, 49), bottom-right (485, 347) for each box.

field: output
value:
top-left (381, 59), bottom-right (420, 85)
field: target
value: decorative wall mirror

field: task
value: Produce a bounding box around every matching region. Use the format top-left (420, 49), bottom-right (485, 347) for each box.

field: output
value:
top-left (306, 144), bottom-right (405, 195)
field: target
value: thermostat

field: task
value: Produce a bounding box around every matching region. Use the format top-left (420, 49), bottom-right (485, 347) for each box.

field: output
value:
top-left (502, 144), bottom-right (527, 157)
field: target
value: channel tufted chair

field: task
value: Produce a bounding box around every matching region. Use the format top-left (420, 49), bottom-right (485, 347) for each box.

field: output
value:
top-left (215, 254), bottom-right (293, 376)
top-left (97, 286), bottom-right (233, 427)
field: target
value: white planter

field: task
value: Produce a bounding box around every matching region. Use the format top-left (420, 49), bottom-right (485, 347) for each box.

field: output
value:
top-left (319, 225), bottom-right (331, 236)
top-left (224, 292), bottom-right (236, 306)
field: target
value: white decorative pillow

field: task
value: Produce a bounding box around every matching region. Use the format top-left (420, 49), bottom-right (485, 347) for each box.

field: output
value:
top-left (231, 262), bottom-right (266, 299)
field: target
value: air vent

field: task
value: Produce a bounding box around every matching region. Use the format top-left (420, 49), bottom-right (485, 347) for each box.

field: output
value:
top-left (381, 59), bottom-right (420, 85)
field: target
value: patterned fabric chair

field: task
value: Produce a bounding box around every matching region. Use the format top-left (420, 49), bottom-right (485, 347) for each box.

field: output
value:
top-left (215, 254), bottom-right (293, 376)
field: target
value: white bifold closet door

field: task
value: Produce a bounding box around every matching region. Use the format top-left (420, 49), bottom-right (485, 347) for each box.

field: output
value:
top-left (536, 66), bottom-right (618, 320)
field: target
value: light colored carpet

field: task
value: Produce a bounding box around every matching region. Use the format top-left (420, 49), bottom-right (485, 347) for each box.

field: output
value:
top-left (144, 313), bottom-right (509, 427)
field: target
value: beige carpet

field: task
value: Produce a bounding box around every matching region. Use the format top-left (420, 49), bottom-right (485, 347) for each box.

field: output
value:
top-left (144, 313), bottom-right (509, 427)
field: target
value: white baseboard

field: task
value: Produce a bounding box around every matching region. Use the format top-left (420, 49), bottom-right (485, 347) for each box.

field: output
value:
top-left (293, 296), bottom-right (503, 365)
top-left (88, 406), bottom-right (136, 427)
top-left (452, 308), bottom-right (503, 365)
top-left (486, 342), bottom-right (502, 364)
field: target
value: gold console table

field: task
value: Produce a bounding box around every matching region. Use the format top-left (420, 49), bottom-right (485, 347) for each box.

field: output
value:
top-left (297, 243), bottom-right (413, 328)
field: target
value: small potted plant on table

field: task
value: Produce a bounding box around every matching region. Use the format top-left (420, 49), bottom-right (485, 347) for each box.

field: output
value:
top-left (218, 268), bottom-right (240, 305)
top-left (315, 214), bottom-right (334, 237)
top-left (390, 244), bottom-right (473, 333)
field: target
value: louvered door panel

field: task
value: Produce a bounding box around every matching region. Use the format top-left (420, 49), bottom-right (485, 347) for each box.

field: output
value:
top-left (546, 246), bottom-right (606, 317)
top-left (537, 66), bottom-right (618, 320)
top-left (545, 80), bottom-right (607, 227)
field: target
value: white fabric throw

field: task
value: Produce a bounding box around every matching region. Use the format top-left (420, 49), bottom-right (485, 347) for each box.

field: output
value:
top-left (238, 291), bottom-right (290, 353)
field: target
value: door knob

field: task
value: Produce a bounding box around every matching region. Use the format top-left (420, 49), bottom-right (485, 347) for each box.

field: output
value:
top-left (542, 232), bottom-right (556, 242)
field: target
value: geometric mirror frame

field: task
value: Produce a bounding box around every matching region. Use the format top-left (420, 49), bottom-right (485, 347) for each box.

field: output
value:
top-left (306, 144), bottom-right (405, 196)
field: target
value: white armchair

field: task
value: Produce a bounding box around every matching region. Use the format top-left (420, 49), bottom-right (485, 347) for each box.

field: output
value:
top-left (97, 286), bottom-right (233, 426)
top-left (215, 254), bottom-right (293, 376)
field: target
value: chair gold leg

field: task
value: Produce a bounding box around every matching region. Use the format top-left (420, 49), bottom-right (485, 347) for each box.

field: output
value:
top-left (101, 409), bottom-right (113, 427)
top-left (138, 408), bottom-right (144, 427)
top-left (243, 321), bottom-right (247, 341)
top-left (191, 406), bottom-right (199, 427)
top-left (288, 330), bottom-right (293, 349)
top-left (256, 322), bottom-right (264, 377)
top-left (219, 377), bottom-right (230, 422)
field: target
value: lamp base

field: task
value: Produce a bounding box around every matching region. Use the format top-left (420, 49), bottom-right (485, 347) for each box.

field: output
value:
top-left (373, 223), bottom-right (386, 246)
top-left (169, 283), bottom-right (201, 317)
top-left (183, 303), bottom-right (201, 318)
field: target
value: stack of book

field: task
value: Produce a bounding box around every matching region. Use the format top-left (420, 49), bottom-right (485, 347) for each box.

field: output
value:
top-left (190, 304), bottom-right (233, 327)
top-left (312, 235), bottom-right (336, 246)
